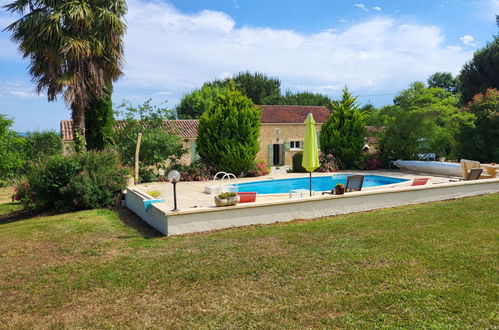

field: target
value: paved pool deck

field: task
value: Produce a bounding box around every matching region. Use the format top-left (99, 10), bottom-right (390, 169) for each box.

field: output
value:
top-left (132, 170), bottom-right (455, 211)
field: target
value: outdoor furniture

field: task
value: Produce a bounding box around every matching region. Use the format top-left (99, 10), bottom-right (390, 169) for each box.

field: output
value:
top-left (460, 159), bottom-right (495, 179)
top-left (346, 175), bottom-right (364, 192)
top-left (237, 192), bottom-right (257, 203)
top-left (289, 189), bottom-right (312, 198)
top-left (481, 163), bottom-right (499, 177)
top-left (411, 178), bottom-right (429, 186)
top-left (462, 168), bottom-right (483, 181)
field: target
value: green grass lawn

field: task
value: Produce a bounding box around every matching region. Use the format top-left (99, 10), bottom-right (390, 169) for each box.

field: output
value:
top-left (0, 192), bottom-right (498, 328)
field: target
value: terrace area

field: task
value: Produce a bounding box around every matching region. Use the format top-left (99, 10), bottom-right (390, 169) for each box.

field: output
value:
top-left (126, 169), bottom-right (499, 236)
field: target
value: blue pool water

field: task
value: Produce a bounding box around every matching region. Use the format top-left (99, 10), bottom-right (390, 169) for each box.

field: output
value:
top-left (234, 174), bottom-right (407, 194)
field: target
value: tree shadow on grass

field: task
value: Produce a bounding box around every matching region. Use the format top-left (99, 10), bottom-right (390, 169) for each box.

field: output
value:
top-left (0, 205), bottom-right (53, 225)
top-left (116, 207), bottom-right (163, 239)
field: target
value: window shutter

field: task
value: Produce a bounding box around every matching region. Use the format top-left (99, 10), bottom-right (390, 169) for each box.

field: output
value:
top-left (316, 131), bottom-right (321, 150)
top-left (284, 141), bottom-right (291, 151)
top-left (268, 144), bottom-right (274, 165)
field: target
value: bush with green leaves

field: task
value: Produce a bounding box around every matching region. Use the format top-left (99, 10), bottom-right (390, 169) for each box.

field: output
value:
top-left (165, 160), bottom-right (213, 182)
top-left (317, 152), bottom-right (339, 172)
top-left (196, 84), bottom-right (261, 175)
top-left (320, 87), bottom-right (366, 169)
top-left (113, 100), bottom-right (185, 181)
top-left (457, 88), bottom-right (499, 162)
top-left (176, 85), bottom-right (227, 119)
top-left (23, 130), bottom-right (62, 163)
top-left (25, 151), bottom-right (128, 211)
top-left (292, 152), bottom-right (306, 172)
top-left (377, 82), bottom-right (474, 161)
top-left (0, 114), bottom-right (24, 185)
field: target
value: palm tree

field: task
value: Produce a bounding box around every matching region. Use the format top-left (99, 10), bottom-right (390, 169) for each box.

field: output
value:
top-left (4, 0), bottom-right (127, 148)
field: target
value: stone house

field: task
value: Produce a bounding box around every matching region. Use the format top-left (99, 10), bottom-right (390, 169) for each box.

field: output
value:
top-left (60, 105), bottom-right (330, 167)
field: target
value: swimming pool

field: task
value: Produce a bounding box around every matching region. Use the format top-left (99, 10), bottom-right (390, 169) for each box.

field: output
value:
top-left (234, 174), bottom-right (408, 194)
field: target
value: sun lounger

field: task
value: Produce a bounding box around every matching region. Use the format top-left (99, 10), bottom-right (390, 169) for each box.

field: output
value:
top-left (411, 178), bottom-right (429, 186)
top-left (462, 168), bottom-right (483, 181)
top-left (237, 192), bottom-right (256, 203)
top-left (322, 175), bottom-right (364, 195)
top-left (346, 175), bottom-right (364, 192)
top-left (460, 159), bottom-right (495, 179)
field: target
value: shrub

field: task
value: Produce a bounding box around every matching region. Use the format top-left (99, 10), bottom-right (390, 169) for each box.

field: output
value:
top-left (196, 83), bottom-right (261, 175)
top-left (320, 87), bottom-right (366, 169)
top-left (292, 152), bottom-right (306, 172)
top-left (364, 153), bottom-right (382, 170)
top-left (113, 100), bottom-right (185, 180)
top-left (68, 152), bottom-right (128, 210)
top-left (246, 160), bottom-right (270, 177)
top-left (139, 167), bottom-right (159, 183)
top-left (165, 161), bottom-right (213, 182)
top-left (25, 151), bottom-right (127, 211)
top-left (218, 192), bottom-right (236, 199)
top-left (23, 130), bottom-right (62, 162)
top-left (11, 177), bottom-right (31, 203)
top-left (457, 88), bottom-right (499, 162)
top-left (317, 152), bottom-right (339, 172)
top-left (0, 115), bottom-right (24, 185)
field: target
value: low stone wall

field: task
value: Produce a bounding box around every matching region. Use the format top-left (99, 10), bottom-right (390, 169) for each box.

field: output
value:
top-left (126, 178), bottom-right (499, 236)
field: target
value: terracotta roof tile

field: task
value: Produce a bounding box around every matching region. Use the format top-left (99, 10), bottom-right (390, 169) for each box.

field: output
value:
top-left (61, 119), bottom-right (199, 141)
top-left (258, 105), bottom-right (330, 123)
top-left (60, 105), bottom-right (331, 141)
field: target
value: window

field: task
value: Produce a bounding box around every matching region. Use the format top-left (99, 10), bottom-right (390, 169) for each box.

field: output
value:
top-left (290, 141), bottom-right (302, 150)
top-left (275, 128), bottom-right (280, 135)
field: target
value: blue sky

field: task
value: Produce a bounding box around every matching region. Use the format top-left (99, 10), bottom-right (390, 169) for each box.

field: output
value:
top-left (0, 0), bottom-right (498, 131)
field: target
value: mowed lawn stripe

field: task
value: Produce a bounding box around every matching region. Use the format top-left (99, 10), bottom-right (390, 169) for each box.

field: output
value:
top-left (0, 193), bottom-right (497, 328)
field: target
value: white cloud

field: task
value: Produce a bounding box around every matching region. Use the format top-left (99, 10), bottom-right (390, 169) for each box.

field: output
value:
top-left (460, 34), bottom-right (478, 46)
top-left (353, 3), bottom-right (369, 12)
top-left (11, 91), bottom-right (40, 99)
top-left (118, 0), bottom-right (472, 105)
top-left (373, 6), bottom-right (382, 11)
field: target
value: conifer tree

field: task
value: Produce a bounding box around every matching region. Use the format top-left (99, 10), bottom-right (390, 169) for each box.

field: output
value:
top-left (320, 87), bottom-right (366, 169)
top-left (197, 83), bottom-right (261, 174)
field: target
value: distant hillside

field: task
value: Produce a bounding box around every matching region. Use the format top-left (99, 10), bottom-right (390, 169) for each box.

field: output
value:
top-left (16, 132), bottom-right (28, 137)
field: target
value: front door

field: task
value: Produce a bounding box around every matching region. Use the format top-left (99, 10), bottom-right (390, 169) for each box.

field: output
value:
top-left (273, 144), bottom-right (284, 166)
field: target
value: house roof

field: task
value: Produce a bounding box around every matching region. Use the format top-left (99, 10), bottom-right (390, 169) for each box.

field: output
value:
top-left (258, 105), bottom-right (330, 123)
top-left (60, 119), bottom-right (199, 141)
top-left (60, 105), bottom-right (331, 141)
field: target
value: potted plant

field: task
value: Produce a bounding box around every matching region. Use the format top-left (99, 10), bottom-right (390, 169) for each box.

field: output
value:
top-left (335, 183), bottom-right (345, 195)
top-left (214, 192), bottom-right (240, 207)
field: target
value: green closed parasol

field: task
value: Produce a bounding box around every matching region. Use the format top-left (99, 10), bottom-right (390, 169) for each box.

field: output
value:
top-left (301, 113), bottom-right (319, 196)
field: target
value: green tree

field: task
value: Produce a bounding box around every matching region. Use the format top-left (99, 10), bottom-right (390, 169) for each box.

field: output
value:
top-left (113, 100), bottom-right (184, 181)
top-left (427, 72), bottom-right (459, 93)
top-left (261, 90), bottom-right (332, 107)
top-left (85, 86), bottom-right (114, 150)
top-left (378, 82), bottom-right (473, 161)
top-left (23, 131), bottom-right (62, 163)
top-left (176, 85), bottom-right (227, 119)
top-left (197, 84), bottom-right (261, 174)
top-left (458, 37), bottom-right (499, 104)
top-left (0, 115), bottom-right (24, 184)
top-left (320, 87), bottom-right (366, 169)
top-left (205, 72), bottom-right (280, 104)
top-left (457, 88), bottom-right (499, 162)
top-left (4, 0), bottom-right (127, 148)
